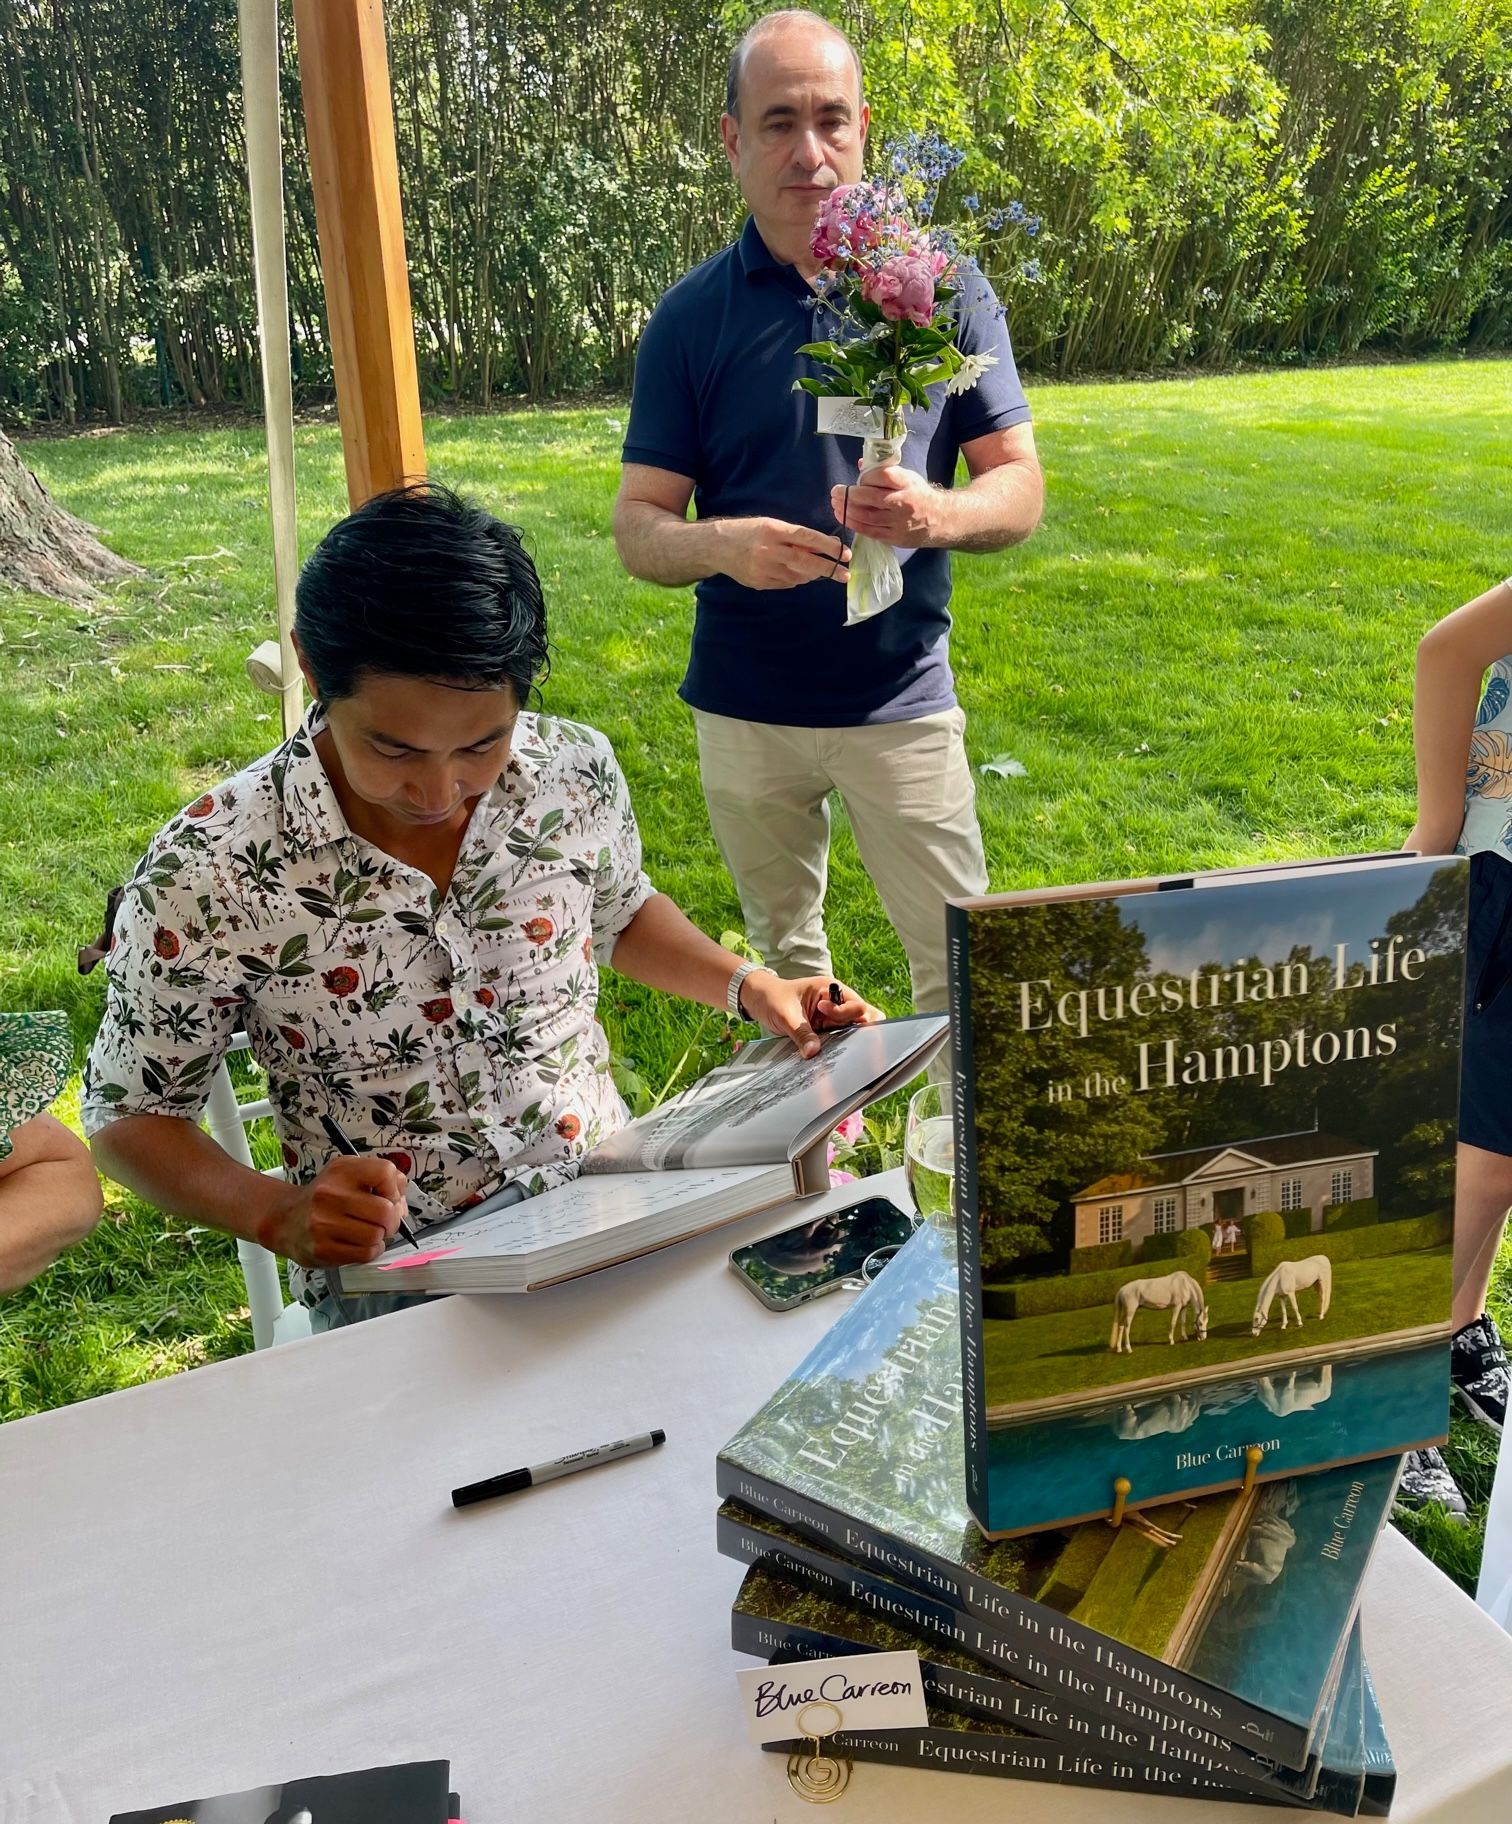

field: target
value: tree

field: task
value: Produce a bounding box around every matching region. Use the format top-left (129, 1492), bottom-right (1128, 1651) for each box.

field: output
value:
top-left (964, 898), bottom-right (1167, 1273)
top-left (0, 426), bottom-right (138, 601)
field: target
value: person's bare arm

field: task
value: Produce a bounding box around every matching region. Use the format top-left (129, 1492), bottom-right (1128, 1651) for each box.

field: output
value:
top-left (0, 1112), bottom-right (102, 1293)
top-left (830, 421), bottom-right (1043, 555)
top-left (91, 1112), bottom-right (406, 1269)
top-left (1407, 579), bottom-right (1512, 853)
top-left (607, 892), bottom-right (875, 1058)
top-left (613, 462), bottom-right (850, 591)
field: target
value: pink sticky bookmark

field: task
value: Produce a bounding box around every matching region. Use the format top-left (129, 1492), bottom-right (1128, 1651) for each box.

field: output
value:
top-left (377, 1246), bottom-right (461, 1271)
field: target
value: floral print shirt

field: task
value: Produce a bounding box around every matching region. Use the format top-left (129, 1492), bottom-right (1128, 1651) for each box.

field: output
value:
top-left (82, 707), bottom-right (657, 1301)
top-left (1458, 576), bottom-right (1512, 859)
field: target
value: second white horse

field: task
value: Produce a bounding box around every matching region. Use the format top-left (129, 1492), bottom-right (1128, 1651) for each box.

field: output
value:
top-left (1109, 1270), bottom-right (1209, 1354)
top-left (1251, 1255), bottom-right (1332, 1334)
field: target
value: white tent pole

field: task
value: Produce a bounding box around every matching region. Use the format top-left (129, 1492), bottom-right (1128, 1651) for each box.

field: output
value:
top-left (238, 0), bottom-right (303, 740)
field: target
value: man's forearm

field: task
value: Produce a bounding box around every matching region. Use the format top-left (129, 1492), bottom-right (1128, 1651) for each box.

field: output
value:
top-left (91, 1113), bottom-right (289, 1245)
top-left (607, 893), bottom-right (743, 1008)
top-left (932, 457), bottom-right (1044, 554)
top-left (614, 498), bottom-right (731, 587)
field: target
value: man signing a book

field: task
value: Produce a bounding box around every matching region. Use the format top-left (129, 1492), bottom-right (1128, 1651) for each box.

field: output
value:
top-left (82, 483), bottom-right (874, 1327)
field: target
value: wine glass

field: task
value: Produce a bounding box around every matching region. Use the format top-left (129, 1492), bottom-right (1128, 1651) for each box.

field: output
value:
top-left (904, 1081), bottom-right (955, 1230)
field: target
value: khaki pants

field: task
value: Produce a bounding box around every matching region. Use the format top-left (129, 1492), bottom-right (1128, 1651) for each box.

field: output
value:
top-left (691, 705), bottom-right (988, 1017)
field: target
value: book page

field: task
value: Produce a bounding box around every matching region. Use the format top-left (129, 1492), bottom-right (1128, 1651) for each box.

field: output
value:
top-left (586, 1015), bottom-right (947, 1174)
top-left (371, 1165), bottom-right (775, 1268)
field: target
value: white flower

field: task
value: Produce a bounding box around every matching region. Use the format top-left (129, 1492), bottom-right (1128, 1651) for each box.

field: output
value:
top-left (945, 349), bottom-right (999, 396)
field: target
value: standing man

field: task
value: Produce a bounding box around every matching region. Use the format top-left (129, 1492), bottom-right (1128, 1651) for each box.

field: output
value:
top-left (614, 8), bottom-right (1042, 1017)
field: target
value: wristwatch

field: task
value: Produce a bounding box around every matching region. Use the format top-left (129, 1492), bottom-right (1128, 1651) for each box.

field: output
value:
top-left (726, 960), bottom-right (773, 1021)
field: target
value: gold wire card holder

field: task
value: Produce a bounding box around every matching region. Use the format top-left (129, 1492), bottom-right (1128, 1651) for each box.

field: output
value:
top-left (787, 1700), bottom-right (852, 1804)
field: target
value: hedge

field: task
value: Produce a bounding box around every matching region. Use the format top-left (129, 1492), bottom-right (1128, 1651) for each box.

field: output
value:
top-left (1245, 1210), bottom-right (1285, 1251)
top-left (1140, 1227), bottom-right (1213, 1268)
top-left (1323, 1196), bottom-right (1380, 1232)
top-left (1070, 1239), bottom-right (1135, 1274)
top-left (1252, 1211), bottom-right (1452, 1279)
top-left (1282, 1208), bottom-right (1313, 1240)
top-left (984, 1261), bottom-right (1155, 1320)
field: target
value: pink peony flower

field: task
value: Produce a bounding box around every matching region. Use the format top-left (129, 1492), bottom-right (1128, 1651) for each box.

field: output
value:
top-left (833, 1111), bottom-right (865, 1147)
top-left (861, 254), bottom-right (937, 327)
top-left (810, 185), bottom-right (858, 264)
top-left (829, 1167), bottom-right (858, 1188)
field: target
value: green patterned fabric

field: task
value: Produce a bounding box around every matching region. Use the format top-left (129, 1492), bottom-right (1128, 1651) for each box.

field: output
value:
top-left (0, 1010), bottom-right (72, 1159)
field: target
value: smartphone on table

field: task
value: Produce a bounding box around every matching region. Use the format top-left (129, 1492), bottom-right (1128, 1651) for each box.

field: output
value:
top-left (729, 1196), bottom-right (918, 1311)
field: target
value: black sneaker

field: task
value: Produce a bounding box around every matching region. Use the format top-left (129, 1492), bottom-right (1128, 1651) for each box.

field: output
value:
top-left (1451, 1311), bottom-right (1508, 1432)
top-left (1394, 1447), bottom-right (1468, 1521)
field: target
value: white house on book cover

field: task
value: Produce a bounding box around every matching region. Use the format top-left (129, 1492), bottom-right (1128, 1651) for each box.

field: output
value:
top-left (1072, 1127), bottom-right (1378, 1251)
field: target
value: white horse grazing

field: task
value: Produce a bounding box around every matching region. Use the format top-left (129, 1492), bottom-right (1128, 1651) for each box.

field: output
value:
top-left (1109, 1270), bottom-right (1209, 1354)
top-left (1251, 1255), bottom-right (1332, 1335)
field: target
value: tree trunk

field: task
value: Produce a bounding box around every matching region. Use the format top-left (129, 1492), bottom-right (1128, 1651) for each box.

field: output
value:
top-left (0, 428), bottom-right (139, 602)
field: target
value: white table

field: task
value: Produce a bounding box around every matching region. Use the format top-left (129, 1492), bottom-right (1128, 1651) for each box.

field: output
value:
top-left (3, 1169), bottom-right (1510, 1821)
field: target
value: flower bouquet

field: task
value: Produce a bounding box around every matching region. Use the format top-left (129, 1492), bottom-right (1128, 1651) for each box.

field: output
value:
top-left (795, 136), bottom-right (1022, 625)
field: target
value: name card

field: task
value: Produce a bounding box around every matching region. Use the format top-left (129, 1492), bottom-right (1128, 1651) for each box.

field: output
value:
top-left (737, 1650), bottom-right (928, 1745)
top-left (814, 395), bottom-right (887, 439)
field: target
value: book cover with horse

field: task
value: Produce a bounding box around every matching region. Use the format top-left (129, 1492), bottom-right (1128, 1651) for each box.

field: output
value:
top-left (948, 854), bottom-right (1464, 1537)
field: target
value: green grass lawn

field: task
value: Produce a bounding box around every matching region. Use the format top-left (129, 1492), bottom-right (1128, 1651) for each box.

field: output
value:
top-left (983, 1248), bottom-right (1453, 1408)
top-left (3, 357), bottom-right (1511, 1585)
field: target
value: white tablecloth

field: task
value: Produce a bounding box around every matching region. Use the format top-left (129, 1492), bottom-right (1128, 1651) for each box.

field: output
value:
top-left (1478, 1414), bottom-right (1512, 1631)
top-left (3, 1170), bottom-right (1510, 1821)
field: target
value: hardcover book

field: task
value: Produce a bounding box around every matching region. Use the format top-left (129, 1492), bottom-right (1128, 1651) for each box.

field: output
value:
top-left (947, 854), bottom-right (1463, 1533)
top-left (732, 1561), bottom-right (1374, 1813)
top-left (1360, 1659), bottom-right (1396, 1816)
top-left (109, 1761), bottom-right (452, 1823)
top-left (761, 1668), bottom-right (1377, 1813)
top-left (761, 1668), bottom-right (1365, 1813)
top-left (716, 1220), bottom-right (1399, 1770)
top-left (338, 1013), bottom-right (945, 1292)
top-left (763, 1700), bottom-right (1246, 1801)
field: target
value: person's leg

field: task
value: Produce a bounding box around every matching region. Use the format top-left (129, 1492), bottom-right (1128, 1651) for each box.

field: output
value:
top-left (826, 705), bottom-right (989, 1016)
top-left (692, 709), bottom-right (835, 978)
top-left (1451, 850), bottom-right (1512, 1428)
top-left (307, 1287), bottom-right (435, 1330)
top-left (1452, 1144), bottom-right (1512, 1334)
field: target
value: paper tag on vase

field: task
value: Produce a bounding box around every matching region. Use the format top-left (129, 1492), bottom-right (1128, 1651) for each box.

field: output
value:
top-left (737, 1649), bottom-right (928, 1744)
top-left (815, 395), bottom-right (888, 439)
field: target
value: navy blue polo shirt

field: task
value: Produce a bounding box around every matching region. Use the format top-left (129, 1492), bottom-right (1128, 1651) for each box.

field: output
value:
top-left (622, 215), bottom-right (1032, 727)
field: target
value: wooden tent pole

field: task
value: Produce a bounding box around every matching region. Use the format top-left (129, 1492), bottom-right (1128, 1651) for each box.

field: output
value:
top-left (290, 0), bottom-right (425, 508)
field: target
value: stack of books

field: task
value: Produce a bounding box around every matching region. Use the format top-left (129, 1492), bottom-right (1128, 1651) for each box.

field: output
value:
top-left (718, 853), bottom-right (1466, 1811)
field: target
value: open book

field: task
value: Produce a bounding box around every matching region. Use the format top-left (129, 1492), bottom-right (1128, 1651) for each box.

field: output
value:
top-left (336, 1012), bottom-right (946, 1295)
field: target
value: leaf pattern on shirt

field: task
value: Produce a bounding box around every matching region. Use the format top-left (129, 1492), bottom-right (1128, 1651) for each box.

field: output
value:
top-left (1467, 730), bottom-right (1512, 799)
top-left (82, 707), bottom-right (657, 1303)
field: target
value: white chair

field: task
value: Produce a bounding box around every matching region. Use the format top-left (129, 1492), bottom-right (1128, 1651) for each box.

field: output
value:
top-left (202, 1033), bottom-right (311, 1348)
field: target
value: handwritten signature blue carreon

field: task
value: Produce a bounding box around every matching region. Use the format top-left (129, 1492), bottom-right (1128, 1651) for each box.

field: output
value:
top-left (753, 1671), bottom-right (917, 1718)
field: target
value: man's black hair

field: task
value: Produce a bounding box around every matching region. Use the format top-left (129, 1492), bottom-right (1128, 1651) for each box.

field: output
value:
top-left (294, 480), bottom-right (550, 704)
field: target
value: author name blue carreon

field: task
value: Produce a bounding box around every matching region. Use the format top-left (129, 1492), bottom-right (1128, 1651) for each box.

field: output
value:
top-left (1174, 1440), bottom-right (1280, 1471)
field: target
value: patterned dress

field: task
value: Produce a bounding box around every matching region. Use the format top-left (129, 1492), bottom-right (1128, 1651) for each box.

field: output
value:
top-left (0, 1010), bottom-right (72, 1159)
top-left (1458, 576), bottom-right (1512, 858)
